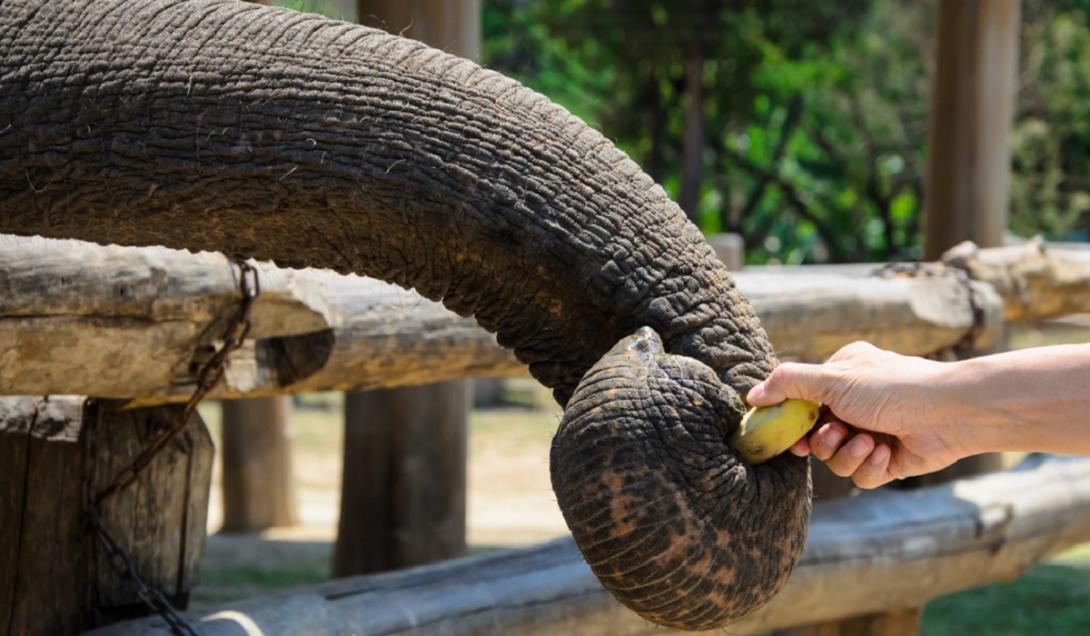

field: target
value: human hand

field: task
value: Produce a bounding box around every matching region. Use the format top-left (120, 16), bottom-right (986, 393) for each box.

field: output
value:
top-left (746, 342), bottom-right (971, 489)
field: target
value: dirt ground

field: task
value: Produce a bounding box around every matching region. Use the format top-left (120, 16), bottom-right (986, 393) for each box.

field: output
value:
top-left (193, 378), bottom-right (569, 606)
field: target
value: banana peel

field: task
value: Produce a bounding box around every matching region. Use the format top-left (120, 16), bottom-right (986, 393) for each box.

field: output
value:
top-left (730, 399), bottom-right (821, 464)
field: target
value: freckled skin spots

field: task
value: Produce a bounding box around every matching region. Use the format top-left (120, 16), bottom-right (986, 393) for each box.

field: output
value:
top-left (552, 328), bottom-right (811, 630)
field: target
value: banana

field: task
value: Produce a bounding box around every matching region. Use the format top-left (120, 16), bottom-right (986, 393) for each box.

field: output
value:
top-left (729, 399), bottom-right (821, 464)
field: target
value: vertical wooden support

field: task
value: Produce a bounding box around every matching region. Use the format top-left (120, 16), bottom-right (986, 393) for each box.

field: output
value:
top-left (0, 397), bottom-right (212, 634)
top-left (923, 0), bottom-right (1022, 260)
top-left (709, 232), bottom-right (745, 270)
top-left (333, 383), bottom-right (469, 576)
top-left (355, 0), bottom-right (481, 59)
top-left (331, 0), bottom-right (480, 578)
top-left (920, 0), bottom-right (1022, 484)
top-left (220, 397), bottom-right (298, 532)
top-left (472, 377), bottom-right (508, 408)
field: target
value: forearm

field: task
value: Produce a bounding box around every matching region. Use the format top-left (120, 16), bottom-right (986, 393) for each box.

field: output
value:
top-left (943, 344), bottom-right (1090, 455)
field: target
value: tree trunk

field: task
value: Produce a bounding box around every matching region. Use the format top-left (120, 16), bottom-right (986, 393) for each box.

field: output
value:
top-left (220, 397), bottom-right (298, 532)
top-left (0, 397), bottom-right (212, 634)
top-left (333, 382), bottom-right (469, 575)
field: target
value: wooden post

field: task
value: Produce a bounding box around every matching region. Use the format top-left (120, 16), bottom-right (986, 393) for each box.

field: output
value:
top-left (331, 0), bottom-right (480, 578)
top-left (709, 232), bottom-right (745, 271)
top-left (0, 397), bottom-right (212, 634)
top-left (355, 0), bottom-right (481, 59)
top-left (220, 397), bottom-right (298, 532)
top-left (472, 377), bottom-right (508, 408)
top-left (923, 0), bottom-right (1021, 260)
top-left (920, 0), bottom-right (1022, 485)
top-left (333, 383), bottom-right (469, 575)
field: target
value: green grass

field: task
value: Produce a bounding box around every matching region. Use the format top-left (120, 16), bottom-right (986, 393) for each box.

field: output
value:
top-left (923, 563), bottom-right (1090, 634)
top-left (192, 564), bottom-right (329, 607)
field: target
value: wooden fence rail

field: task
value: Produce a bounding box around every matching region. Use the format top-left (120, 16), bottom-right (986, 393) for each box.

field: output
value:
top-left (92, 454), bottom-right (1090, 635)
top-left (3, 235), bottom-right (1087, 402)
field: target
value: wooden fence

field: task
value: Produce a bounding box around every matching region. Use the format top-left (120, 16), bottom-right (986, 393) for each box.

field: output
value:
top-left (2, 233), bottom-right (1089, 634)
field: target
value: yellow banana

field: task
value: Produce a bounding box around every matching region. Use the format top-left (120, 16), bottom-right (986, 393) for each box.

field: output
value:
top-left (729, 399), bottom-right (821, 464)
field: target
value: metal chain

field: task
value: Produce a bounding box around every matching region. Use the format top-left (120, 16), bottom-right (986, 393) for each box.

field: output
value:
top-left (87, 507), bottom-right (200, 636)
top-left (85, 258), bottom-right (259, 635)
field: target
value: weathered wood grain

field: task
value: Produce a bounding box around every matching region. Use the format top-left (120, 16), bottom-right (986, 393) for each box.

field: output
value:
top-left (0, 234), bottom-right (520, 402)
top-left (2, 234), bottom-right (1088, 400)
top-left (944, 238), bottom-right (1090, 322)
top-left (94, 454), bottom-right (1090, 635)
top-left (0, 397), bottom-right (212, 634)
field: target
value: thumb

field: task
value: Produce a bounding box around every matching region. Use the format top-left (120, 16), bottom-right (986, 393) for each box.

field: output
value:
top-left (746, 362), bottom-right (833, 407)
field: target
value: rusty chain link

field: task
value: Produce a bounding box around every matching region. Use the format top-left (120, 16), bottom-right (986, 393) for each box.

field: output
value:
top-left (85, 258), bottom-right (259, 635)
top-left (87, 506), bottom-right (200, 636)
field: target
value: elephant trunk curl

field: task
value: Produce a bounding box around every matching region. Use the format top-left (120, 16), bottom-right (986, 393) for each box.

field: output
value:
top-left (0, 0), bottom-right (810, 628)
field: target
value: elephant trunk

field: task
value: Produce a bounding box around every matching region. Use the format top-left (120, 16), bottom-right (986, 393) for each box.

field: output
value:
top-left (0, 0), bottom-right (810, 628)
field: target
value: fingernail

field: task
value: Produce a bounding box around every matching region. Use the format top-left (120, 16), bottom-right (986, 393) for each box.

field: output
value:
top-left (869, 446), bottom-right (888, 465)
top-left (822, 428), bottom-right (843, 449)
top-left (747, 383), bottom-right (765, 401)
top-left (849, 437), bottom-right (870, 458)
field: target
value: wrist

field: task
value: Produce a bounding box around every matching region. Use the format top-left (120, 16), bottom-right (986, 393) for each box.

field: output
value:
top-left (935, 355), bottom-right (1038, 456)
top-left (927, 357), bottom-right (1002, 458)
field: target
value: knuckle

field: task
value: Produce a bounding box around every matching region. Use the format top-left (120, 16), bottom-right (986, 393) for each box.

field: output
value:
top-left (826, 459), bottom-right (853, 477)
top-left (854, 474), bottom-right (878, 489)
top-left (836, 340), bottom-right (874, 359)
top-left (767, 364), bottom-right (794, 385)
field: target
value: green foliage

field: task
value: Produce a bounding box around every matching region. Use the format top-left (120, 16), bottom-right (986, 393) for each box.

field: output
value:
top-left (1011, 2), bottom-right (1090, 242)
top-left (484, 0), bottom-right (1090, 263)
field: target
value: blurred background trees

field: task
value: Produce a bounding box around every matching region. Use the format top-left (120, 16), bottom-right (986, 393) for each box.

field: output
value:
top-left (282, 0), bottom-right (1090, 264)
top-left (484, 0), bottom-right (1090, 264)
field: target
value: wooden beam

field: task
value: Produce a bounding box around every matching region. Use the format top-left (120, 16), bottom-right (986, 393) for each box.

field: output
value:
top-left (923, 0), bottom-right (1022, 259)
top-left (95, 454), bottom-right (1090, 635)
top-left (944, 239), bottom-right (1090, 322)
top-left (0, 397), bottom-right (212, 634)
top-left (3, 234), bottom-right (1089, 400)
top-left (0, 234), bottom-right (519, 402)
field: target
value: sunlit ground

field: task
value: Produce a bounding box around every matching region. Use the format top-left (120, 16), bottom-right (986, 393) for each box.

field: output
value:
top-left (190, 319), bottom-right (1090, 633)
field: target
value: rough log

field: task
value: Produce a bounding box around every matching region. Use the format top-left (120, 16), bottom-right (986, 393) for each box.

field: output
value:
top-left (0, 397), bottom-right (212, 634)
top-left (0, 234), bottom-right (519, 402)
top-left (96, 454), bottom-right (1090, 635)
top-left (3, 234), bottom-right (1089, 399)
top-left (944, 238), bottom-right (1090, 322)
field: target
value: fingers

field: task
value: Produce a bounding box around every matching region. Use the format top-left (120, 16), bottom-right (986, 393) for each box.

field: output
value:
top-left (851, 444), bottom-right (893, 489)
top-left (796, 422), bottom-right (895, 490)
top-left (809, 420), bottom-right (848, 461)
top-left (825, 431), bottom-right (874, 476)
top-left (747, 362), bottom-right (833, 407)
